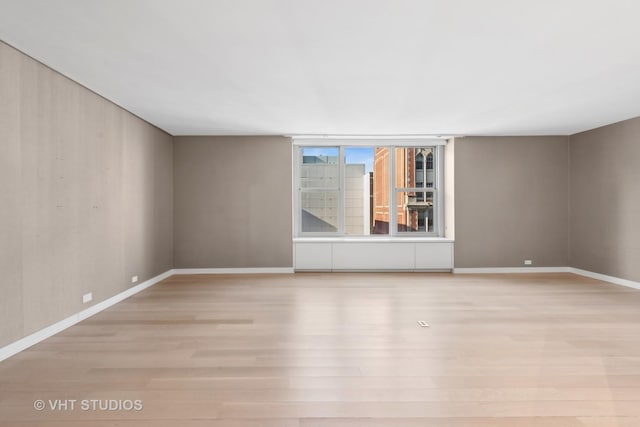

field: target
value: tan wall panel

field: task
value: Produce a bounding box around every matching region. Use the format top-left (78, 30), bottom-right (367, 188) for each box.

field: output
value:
top-left (0, 42), bottom-right (24, 345)
top-left (123, 114), bottom-right (174, 285)
top-left (569, 117), bottom-right (640, 281)
top-left (0, 40), bottom-right (173, 346)
top-left (455, 136), bottom-right (569, 268)
top-left (173, 136), bottom-right (292, 268)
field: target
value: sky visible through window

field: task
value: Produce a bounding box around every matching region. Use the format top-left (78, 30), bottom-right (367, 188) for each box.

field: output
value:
top-left (302, 147), bottom-right (338, 158)
top-left (302, 147), bottom-right (374, 173)
top-left (344, 147), bottom-right (373, 173)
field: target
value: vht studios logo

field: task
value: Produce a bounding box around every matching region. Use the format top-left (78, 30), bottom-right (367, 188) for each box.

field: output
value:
top-left (34, 399), bottom-right (143, 411)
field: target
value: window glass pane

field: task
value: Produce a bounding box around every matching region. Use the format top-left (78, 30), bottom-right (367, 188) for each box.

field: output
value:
top-left (396, 191), bottom-right (434, 233)
top-left (343, 147), bottom-right (372, 235)
top-left (371, 148), bottom-right (390, 234)
top-left (301, 147), bottom-right (339, 188)
top-left (394, 147), bottom-right (435, 189)
top-left (301, 191), bottom-right (338, 232)
top-left (341, 147), bottom-right (389, 235)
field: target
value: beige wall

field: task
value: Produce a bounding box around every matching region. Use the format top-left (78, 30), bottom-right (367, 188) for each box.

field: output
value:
top-left (0, 41), bottom-right (173, 347)
top-left (173, 136), bottom-right (292, 268)
top-left (569, 117), bottom-right (640, 282)
top-left (455, 136), bottom-right (569, 268)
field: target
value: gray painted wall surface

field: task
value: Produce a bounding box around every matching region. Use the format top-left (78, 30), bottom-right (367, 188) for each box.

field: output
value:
top-left (455, 136), bottom-right (569, 268)
top-left (173, 136), bottom-right (292, 268)
top-left (569, 117), bottom-right (640, 282)
top-left (0, 41), bottom-right (173, 347)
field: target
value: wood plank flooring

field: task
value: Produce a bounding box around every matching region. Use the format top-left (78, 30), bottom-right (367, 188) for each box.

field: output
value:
top-left (1, 272), bottom-right (640, 426)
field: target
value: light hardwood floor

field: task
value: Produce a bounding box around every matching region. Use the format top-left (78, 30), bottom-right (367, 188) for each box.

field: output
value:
top-left (1, 272), bottom-right (640, 426)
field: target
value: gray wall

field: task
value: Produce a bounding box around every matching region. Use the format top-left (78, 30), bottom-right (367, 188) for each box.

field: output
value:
top-left (569, 117), bottom-right (640, 282)
top-left (455, 136), bottom-right (569, 268)
top-left (0, 41), bottom-right (173, 347)
top-left (173, 136), bottom-right (292, 268)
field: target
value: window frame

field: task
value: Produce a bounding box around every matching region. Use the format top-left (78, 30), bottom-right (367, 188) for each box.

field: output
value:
top-left (293, 141), bottom-right (445, 238)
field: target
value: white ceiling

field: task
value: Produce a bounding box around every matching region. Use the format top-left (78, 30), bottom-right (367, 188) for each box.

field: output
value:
top-left (2, 0), bottom-right (640, 136)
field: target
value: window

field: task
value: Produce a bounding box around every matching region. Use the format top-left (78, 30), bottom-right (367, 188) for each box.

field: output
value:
top-left (295, 143), bottom-right (444, 237)
top-left (415, 153), bottom-right (424, 193)
top-left (395, 147), bottom-right (435, 233)
top-left (426, 152), bottom-right (434, 188)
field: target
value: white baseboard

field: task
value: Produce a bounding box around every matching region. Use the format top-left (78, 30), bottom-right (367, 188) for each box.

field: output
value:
top-left (569, 267), bottom-right (640, 290)
top-left (452, 266), bottom-right (640, 291)
top-left (0, 269), bottom-right (173, 363)
top-left (453, 267), bottom-right (571, 274)
top-left (173, 267), bottom-right (294, 274)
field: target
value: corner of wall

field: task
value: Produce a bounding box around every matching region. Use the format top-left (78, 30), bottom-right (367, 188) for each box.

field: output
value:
top-left (171, 134), bottom-right (177, 271)
top-left (566, 134), bottom-right (572, 268)
top-left (444, 137), bottom-right (455, 240)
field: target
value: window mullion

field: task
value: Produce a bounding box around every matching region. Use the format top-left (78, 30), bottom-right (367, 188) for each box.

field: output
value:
top-left (436, 145), bottom-right (445, 237)
top-left (294, 146), bottom-right (300, 236)
top-left (338, 146), bottom-right (345, 235)
top-left (390, 147), bottom-right (396, 237)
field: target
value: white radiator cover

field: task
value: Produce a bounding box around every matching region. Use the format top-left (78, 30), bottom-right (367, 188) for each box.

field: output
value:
top-left (294, 239), bottom-right (454, 271)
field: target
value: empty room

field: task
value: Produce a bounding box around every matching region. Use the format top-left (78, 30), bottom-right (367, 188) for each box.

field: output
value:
top-left (1, 1), bottom-right (640, 426)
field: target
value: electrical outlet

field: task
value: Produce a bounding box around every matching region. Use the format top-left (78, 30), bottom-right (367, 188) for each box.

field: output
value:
top-left (131, 275), bottom-right (138, 284)
top-left (524, 260), bottom-right (533, 265)
top-left (82, 292), bottom-right (93, 304)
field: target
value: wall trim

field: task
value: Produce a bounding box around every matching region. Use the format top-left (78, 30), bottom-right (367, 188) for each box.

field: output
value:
top-left (453, 266), bottom-right (640, 291)
top-left (453, 267), bottom-right (571, 274)
top-left (0, 269), bottom-right (173, 363)
top-left (569, 267), bottom-right (640, 290)
top-left (172, 267), bottom-right (294, 275)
